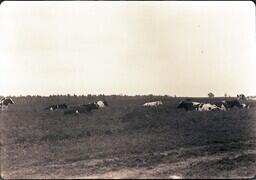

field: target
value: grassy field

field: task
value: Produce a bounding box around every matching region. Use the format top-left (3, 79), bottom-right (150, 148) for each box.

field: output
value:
top-left (1, 96), bottom-right (256, 178)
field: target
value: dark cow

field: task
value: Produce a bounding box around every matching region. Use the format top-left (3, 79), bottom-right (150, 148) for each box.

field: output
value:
top-left (64, 100), bottom-right (108, 115)
top-left (225, 99), bottom-right (243, 109)
top-left (80, 102), bottom-right (99, 112)
top-left (65, 102), bottom-right (100, 115)
top-left (81, 100), bottom-right (108, 110)
top-left (45, 104), bottom-right (68, 111)
top-left (213, 100), bottom-right (242, 110)
top-left (177, 101), bottom-right (199, 111)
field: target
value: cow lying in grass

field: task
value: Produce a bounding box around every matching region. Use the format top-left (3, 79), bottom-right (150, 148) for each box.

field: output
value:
top-left (64, 100), bottom-right (108, 115)
top-left (143, 101), bottom-right (163, 107)
top-left (197, 103), bottom-right (221, 111)
top-left (213, 100), bottom-right (249, 110)
top-left (178, 101), bottom-right (225, 112)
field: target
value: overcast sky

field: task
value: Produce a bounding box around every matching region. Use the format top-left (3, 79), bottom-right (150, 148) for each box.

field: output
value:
top-left (0, 1), bottom-right (255, 97)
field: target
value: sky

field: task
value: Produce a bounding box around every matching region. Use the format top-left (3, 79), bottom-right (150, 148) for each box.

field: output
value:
top-left (0, 1), bottom-right (255, 97)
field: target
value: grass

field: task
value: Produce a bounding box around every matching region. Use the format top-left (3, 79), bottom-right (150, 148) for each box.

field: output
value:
top-left (1, 96), bottom-right (256, 178)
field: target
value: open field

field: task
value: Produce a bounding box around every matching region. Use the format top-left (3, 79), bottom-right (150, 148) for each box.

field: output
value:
top-left (1, 96), bottom-right (256, 179)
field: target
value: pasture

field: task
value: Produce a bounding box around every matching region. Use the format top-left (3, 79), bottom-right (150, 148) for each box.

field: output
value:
top-left (1, 96), bottom-right (256, 178)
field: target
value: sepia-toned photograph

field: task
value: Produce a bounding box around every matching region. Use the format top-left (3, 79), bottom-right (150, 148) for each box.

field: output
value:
top-left (0, 1), bottom-right (256, 179)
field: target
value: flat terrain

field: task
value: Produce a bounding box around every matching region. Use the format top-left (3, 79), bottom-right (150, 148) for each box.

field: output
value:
top-left (1, 96), bottom-right (256, 179)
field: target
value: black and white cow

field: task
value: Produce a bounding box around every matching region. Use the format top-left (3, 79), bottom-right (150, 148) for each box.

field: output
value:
top-left (197, 103), bottom-right (220, 111)
top-left (0, 97), bottom-right (15, 111)
top-left (45, 104), bottom-right (68, 111)
top-left (178, 101), bottom-right (224, 112)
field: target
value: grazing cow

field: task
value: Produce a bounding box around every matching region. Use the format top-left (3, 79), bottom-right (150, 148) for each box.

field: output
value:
top-left (143, 101), bottom-right (163, 107)
top-left (177, 101), bottom-right (198, 111)
top-left (0, 97), bottom-right (15, 111)
top-left (198, 103), bottom-right (220, 111)
top-left (45, 104), bottom-right (68, 111)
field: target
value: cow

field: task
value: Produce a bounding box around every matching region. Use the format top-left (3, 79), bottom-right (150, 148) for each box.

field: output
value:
top-left (177, 101), bottom-right (199, 111)
top-left (178, 101), bottom-right (224, 112)
top-left (65, 100), bottom-right (108, 115)
top-left (0, 97), bottom-right (15, 111)
top-left (223, 99), bottom-right (243, 109)
top-left (143, 101), bottom-right (163, 107)
top-left (45, 104), bottom-right (68, 111)
top-left (80, 102), bottom-right (100, 112)
top-left (198, 103), bottom-right (220, 111)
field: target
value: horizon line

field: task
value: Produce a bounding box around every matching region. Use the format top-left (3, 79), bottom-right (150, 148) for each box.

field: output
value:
top-left (1, 94), bottom-right (255, 98)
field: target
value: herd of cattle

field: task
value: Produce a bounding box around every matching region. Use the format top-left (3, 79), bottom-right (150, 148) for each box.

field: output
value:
top-left (0, 96), bottom-right (252, 114)
top-left (142, 99), bottom-right (250, 112)
top-left (177, 99), bottom-right (249, 111)
top-left (44, 100), bottom-right (109, 114)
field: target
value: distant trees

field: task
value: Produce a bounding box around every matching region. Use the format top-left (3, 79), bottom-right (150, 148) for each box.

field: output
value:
top-left (224, 93), bottom-right (227, 98)
top-left (208, 92), bottom-right (215, 98)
